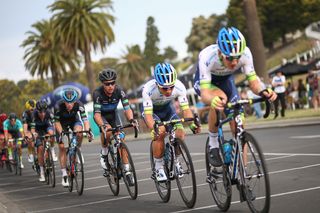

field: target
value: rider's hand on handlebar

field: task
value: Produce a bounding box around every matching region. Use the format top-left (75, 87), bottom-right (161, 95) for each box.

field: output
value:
top-left (150, 129), bottom-right (159, 141)
top-left (130, 119), bottom-right (139, 128)
top-left (259, 88), bottom-right (277, 102)
top-left (189, 122), bottom-right (201, 134)
top-left (211, 96), bottom-right (226, 111)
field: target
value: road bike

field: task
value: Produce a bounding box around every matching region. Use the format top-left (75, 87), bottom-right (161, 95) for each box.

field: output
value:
top-left (150, 115), bottom-right (199, 208)
top-left (206, 98), bottom-right (271, 213)
top-left (0, 140), bottom-right (12, 172)
top-left (8, 138), bottom-right (23, 176)
top-left (62, 130), bottom-right (90, 196)
top-left (102, 123), bottom-right (138, 200)
top-left (38, 134), bottom-right (56, 187)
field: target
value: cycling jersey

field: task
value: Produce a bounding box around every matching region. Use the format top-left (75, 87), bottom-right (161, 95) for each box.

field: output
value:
top-left (54, 100), bottom-right (87, 130)
top-left (31, 110), bottom-right (54, 135)
top-left (93, 85), bottom-right (130, 127)
top-left (3, 119), bottom-right (23, 138)
top-left (142, 79), bottom-right (189, 115)
top-left (0, 115), bottom-right (7, 134)
top-left (22, 110), bottom-right (34, 131)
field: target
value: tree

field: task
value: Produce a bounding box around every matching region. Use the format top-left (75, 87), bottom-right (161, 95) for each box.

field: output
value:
top-left (144, 16), bottom-right (160, 68)
top-left (185, 14), bottom-right (226, 62)
top-left (162, 46), bottom-right (178, 62)
top-left (49, 0), bottom-right (115, 92)
top-left (243, 0), bottom-right (267, 80)
top-left (21, 19), bottom-right (78, 88)
top-left (0, 80), bottom-right (22, 115)
top-left (116, 45), bottom-right (147, 90)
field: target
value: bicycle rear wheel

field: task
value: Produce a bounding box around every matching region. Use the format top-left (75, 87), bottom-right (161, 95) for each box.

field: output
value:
top-left (120, 143), bottom-right (138, 200)
top-left (205, 137), bottom-right (231, 211)
top-left (175, 138), bottom-right (197, 208)
top-left (74, 148), bottom-right (84, 195)
top-left (45, 149), bottom-right (55, 188)
top-left (150, 140), bottom-right (171, 203)
top-left (106, 148), bottom-right (120, 196)
top-left (240, 132), bottom-right (270, 213)
top-left (66, 149), bottom-right (73, 192)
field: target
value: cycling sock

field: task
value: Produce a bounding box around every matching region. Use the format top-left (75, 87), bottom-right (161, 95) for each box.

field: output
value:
top-left (40, 166), bottom-right (44, 175)
top-left (8, 148), bottom-right (12, 157)
top-left (101, 147), bottom-right (108, 156)
top-left (61, 168), bottom-right (67, 177)
top-left (154, 157), bottom-right (163, 170)
top-left (208, 131), bottom-right (219, 149)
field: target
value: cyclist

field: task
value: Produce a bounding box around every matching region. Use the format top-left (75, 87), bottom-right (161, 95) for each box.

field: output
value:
top-left (22, 99), bottom-right (37, 163)
top-left (3, 113), bottom-right (25, 168)
top-left (31, 100), bottom-right (55, 182)
top-left (142, 62), bottom-right (201, 182)
top-left (54, 88), bottom-right (93, 187)
top-left (193, 27), bottom-right (277, 168)
top-left (0, 113), bottom-right (8, 161)
top-left (93, 68), bottom-right (138, 179)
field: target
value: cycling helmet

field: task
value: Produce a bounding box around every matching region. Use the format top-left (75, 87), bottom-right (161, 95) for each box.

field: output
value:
top-left (36, 100), bottom-right (48, 111)
top-left (8, 113), bottom-right (17, 120)
top-left (0, 113), bottom-right (7, 121)
top-left (99, 68), bottom-right (117, 82)
top-left (25, 99), bottom-right (36, 110)
top-left (154, 63), bottom-right (177, 87)
top-left (217, 27), bottom-right (246, 57)
top-left (62, 88), bottom-right (78, 103)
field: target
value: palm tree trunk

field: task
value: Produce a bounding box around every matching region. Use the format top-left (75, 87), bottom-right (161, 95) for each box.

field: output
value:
top-left (83, 51), bottom-right (96, 93)
top-left (51, 69), bottom-right (60, 89)
top-left (243, 0), bottom-right (267, 80)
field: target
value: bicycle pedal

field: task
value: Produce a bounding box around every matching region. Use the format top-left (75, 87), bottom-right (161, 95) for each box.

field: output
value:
top-left (169, 171), bottom-right (174, 178)
top-left (206, 175), bottom-right (213, 184)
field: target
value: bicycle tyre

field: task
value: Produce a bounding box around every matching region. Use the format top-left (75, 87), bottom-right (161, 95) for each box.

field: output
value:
top-left (175, 138), bottom-right (197, 208)
top-left (150, 140), bottom-right (171, 203)
top-left (106, 147), bottom-right (120, 196)
top-left (240, 132), bottom-right (270, 213)
top-left (119, 143), bottom-right (138, 200)
top-left (74, 148), bottom-right (84, 195)
top-left (14, 149), bottom-right (22, 176)
top-left (205, 137), bottom-right (231, 211)
top-left (45, 149), bottom-right (56, 188)
top-left (66, 148), bottom-right (73, 192)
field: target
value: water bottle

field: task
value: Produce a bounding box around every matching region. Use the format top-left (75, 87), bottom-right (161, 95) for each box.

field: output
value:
top-left (119, 132), bottom-right (125, 140)
top-left (223, 140), bottom-right (232, 165)
top-left (69, 136), bottom-right (77, 155)
top-left (163, 143), bottom-right (170, 163)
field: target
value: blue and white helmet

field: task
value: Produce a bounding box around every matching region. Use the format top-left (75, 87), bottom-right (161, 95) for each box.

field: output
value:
top-left (217, 27), bottom-right (246, 57)
top-left (62, 88), bottom-right (78, 103)
top-left (154, 63), bottom-right (177, 87)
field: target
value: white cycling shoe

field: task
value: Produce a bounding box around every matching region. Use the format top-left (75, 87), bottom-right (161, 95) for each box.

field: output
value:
top-left (156, 168), bottom-right (167, 182)
top-left (175, 162), bottom-right (184, 178)
top-left (39, 174), bottom-right (46, 182)
top-left (62, 176), bottom-right (69, 187)
top-left (20, 162), bottom-right (24, 169)
top-left (28, 154), bottom-right (34, 163)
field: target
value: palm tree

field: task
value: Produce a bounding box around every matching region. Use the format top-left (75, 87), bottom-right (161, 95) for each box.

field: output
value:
top-left (49, 0), bottom-right (115, 92)
top-left (116, 45), bottom-right (147, 90)
top-left (21, 19), bottom-right (78, 88)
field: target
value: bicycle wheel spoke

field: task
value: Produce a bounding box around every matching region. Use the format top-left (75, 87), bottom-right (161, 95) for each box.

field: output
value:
top-left (241, 132), bottom-right (270, 213)
top-left (74, 149), bottom-right (84, 195)
top-left (205, 138), bottom-right (231, 211)
top-left (175, 139), bottom-right (197, 208)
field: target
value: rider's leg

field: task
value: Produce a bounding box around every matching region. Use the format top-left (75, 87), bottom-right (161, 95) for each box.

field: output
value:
top-left (100, 124), bottom-right (112, 171)
top-left (48, 128), bottom-right (57, 161)
top-left (36, 138), bottom-right (45, 181)
top-left (25, 131), bottom-right (35, 162)
top-left (153, 126), bottom-right (166, 169)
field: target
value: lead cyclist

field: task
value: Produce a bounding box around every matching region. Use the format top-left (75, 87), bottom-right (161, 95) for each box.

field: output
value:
top-left (193, 26), bottom-right (277, 168)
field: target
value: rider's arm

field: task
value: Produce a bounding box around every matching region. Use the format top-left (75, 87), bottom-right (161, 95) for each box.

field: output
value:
top-left (120, 90), bottom-right (134, 122)
top-left (142, 85), bottom-right (154, 130)
top-left (54, 121), bottom-right (62, 134)
top-left (92, 90), bottom-right (105, 128)
top-left (53, 105), bottom-right (62, 134)
top-left (78, 102), bottom-right (90, 131)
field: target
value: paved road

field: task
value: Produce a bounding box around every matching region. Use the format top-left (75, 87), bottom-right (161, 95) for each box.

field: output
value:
top-left (0, 124), bottom-right (320, 213)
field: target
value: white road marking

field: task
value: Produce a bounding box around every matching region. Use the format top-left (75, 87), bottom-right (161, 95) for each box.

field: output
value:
top-left (290, 135), bottom-right (320, 139)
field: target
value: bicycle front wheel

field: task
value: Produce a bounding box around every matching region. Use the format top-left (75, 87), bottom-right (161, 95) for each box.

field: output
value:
top-left (66, 149), bottom-right (73, 192)
top-left (205, 137), bottom-right (231, 211)
top-left (240, 132), bottom-right (270, 213)
top-left (45, 149), bottom-right (56, 187)
top-left (175, 138), bottom-right (197, 208)
top-left (106, 148), bottom-right (120, 196)
top-left (74, 148), bottom-right (84, 195)
top-left (120, 143), bottom-right (138, 200)
top-left (150, 140), bottom-right (171, 203)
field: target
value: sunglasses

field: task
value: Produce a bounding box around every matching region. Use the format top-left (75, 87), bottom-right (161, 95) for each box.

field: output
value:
top-left (224, 55), bottom-right (241, 61)
top-left (159, 85), bottom-right (175, 91)
top-left (103, 81), bottom-right (116, 86)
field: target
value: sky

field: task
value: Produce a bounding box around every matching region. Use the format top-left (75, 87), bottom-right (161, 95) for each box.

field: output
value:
top-left (0, 0), bottom-right (229, 82)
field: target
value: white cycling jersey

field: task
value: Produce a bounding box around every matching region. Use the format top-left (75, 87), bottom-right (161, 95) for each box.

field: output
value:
top-left (198, 44), bottom-right (257, 88)
top-left (142, 79), bottom-right (189, 114)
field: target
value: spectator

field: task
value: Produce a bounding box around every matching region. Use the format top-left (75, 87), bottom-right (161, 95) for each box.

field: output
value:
top-left (306, 70), bottom-right (319, 110)
top-left (272, 70), bottom-right (286, 119)
top-left (297, 79), bottom-right (307, 109)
